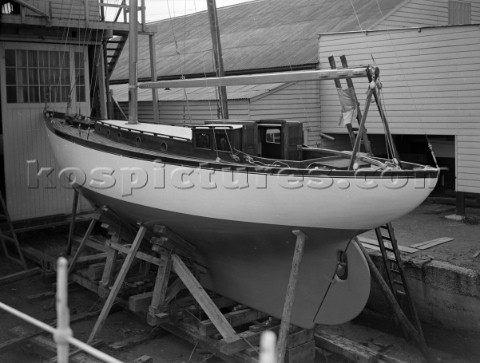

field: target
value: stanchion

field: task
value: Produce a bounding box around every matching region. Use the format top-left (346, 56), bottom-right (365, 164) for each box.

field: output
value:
top-left (55, 257), bottom-right (72, 362)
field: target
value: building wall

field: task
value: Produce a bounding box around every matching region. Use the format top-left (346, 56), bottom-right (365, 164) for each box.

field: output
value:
top-left (375, 0), bottom-right (480, 28)
top-left (249, 81), bottom-right (322, 146)
top-left (318, 25), bottom-right (480, 194)
top-left (0, 42), bottom-right (92, 220)
top-left (17, 0), bottom-right (100, 22)
top-left (118, 81), bottom-right (322, 146)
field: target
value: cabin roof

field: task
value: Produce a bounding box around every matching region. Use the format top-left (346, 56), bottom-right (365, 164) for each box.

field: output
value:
top-left (111, 0), bottom-right (403, 83)
top-left (110, 83), bottom-right (285, 102)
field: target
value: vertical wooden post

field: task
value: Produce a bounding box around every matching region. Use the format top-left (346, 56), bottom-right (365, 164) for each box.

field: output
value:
top-left (456, 192), bottom-right (466, 216)
top-left (66, 189), bottom-right (79, 256)
top-left (277, 229), bottom-right (308, 363)
top-left (127, 0), bottom-right (138, 124)
top-left (55, 257), bottom-right (72, 363)
top-left (96, 45), bottom-right (108, 119)
top-left (149, 33), bottom-right (159, 123)
top-left (87, 225), bottom-right (147, 344)
top-left (207, 0), bottom-right (229, 119)
top-left (147, 254), bottom-right (172, 322)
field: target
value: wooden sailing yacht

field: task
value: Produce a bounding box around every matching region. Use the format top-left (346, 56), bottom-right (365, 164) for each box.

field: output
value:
top-left (43, 0), bottom-right (439, 328)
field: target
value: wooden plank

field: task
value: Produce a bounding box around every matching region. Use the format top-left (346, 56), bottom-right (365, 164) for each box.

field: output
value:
top-left (410, 237), bottom-right (454, 250)
top-left (171, 254), bottom-right (239, 343)
top-left (314, 331), bottom-right (407, 363)
top-left (88, 225), bottom-right (147, 344)
top-left (70, 272), bottom-right (99, 293)
top-left (107, 241), bottom-right (164, 266)
top-left (357, 236), bottom-right (419, 254)
top-left (0, 267), bottom-right (41, 286)
top-left (198, 308), bottom-right (269, 337)
top-left (129, 291), bottom-right (153, 313)
top-left (108, 330), bottom-right (161, 350)
top-left (26, 290), bottom-right (55, 302)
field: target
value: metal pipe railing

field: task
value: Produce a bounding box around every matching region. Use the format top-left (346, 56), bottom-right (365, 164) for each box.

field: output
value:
top-left (0, 257), bottom-right (123, 363)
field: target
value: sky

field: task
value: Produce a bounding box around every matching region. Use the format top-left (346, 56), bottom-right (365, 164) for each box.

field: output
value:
top-left (103, 0), bottom-right (254, 22)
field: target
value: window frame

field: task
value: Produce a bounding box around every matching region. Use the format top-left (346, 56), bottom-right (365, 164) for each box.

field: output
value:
top-left (1, 43), bottom-right (89, 107)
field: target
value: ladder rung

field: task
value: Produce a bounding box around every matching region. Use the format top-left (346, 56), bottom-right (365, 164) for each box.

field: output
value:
top-left (393, 279), bottom-right (404, 286)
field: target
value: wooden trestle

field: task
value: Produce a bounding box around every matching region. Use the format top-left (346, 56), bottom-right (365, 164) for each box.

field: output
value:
top-left (67, 210), bottom-right (315, 363)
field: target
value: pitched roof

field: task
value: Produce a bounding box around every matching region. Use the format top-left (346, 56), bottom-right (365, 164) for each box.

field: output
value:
top-left (111, 0), bottom-right (401, 83)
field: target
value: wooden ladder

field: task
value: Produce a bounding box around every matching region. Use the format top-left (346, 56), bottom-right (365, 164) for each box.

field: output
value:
top-left (374, 223), bottom-right (425, 341)
top-left (0, 191), bottom-right (27, 269)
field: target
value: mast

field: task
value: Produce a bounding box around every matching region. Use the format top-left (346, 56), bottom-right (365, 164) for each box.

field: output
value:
top-left (128, 0), bottom-right (139, 124)
top-left (206, 0), bottom-right (229, 119)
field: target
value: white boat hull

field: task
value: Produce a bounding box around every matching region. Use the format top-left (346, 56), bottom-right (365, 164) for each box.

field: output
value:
top-left (45, 125), bottom-right (437, 327)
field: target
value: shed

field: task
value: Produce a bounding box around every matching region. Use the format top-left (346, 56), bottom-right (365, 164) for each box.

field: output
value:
top-left (318, 24), bottom-right (480, 195)
top-left (0, 0), bottom-right (155, 221)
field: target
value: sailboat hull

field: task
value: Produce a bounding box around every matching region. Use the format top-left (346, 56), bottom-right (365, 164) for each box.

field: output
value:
top-left (80, 186), bottom-right (370, 328)
top-left (44, 122), bottom-right (438, 327)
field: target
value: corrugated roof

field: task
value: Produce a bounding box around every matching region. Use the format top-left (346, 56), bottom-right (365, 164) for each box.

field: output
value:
top-left (110, 82), bottom-right (285, 102)
top-left (111, 0), bottom-right (400, 82)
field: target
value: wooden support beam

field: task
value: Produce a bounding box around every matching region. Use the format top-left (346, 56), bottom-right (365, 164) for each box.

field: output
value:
top-left (277, 229), bottom-right (308, 363)
top-left (66, 189), bottom-right (79, 256)
top-left (107, 240), bottom-right (165, 265)
top-left (0, 267), bottom-right (40, 286)
top-left (348, 86), bottom-right (375, 170)
top-left (148, 254), bottom-right (172, 318)
top-left (315, 331), bottom-right (407, 363)
top-left (87, 225), bottom-right (147, 344)
top-left (339, 55), bottom-right (373, 155)
top-left (68, 208), bottom-right (104, 275)
top-left (329, 56), bottom-right (356, 148)
top-left (171, 254), bottom-right (239, 343)
top-left (198, 308), bottom-right (269, 337)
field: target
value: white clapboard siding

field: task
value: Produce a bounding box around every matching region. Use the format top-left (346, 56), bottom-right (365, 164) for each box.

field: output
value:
top-left (318, 25), bottom-right (480, 194)
top-left (375, 0), bottom-right (480, 28)
top-left (22, 0), bottom-right (100, 22)
top-left (250, 81), bottom-right (321, 146)
top-left (120, 81), bottom-right (322, 146)
top-left (118, 100), bottom-right (251, 125)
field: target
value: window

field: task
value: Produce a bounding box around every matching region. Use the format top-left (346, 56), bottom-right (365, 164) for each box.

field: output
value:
top-left (448, 1), bottom-right (471, 25)
top-left (5, 49), bottom-right (85, 104)
top-left (195, 131), bottom-right (211, 149)
top-left (215, 132), bottom-right (230, 151)
top-left (265, 128), bottom-right (281, 144)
